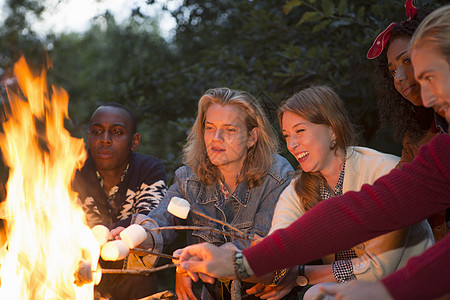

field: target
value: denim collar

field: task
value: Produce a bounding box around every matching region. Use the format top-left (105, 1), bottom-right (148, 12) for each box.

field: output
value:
top-left (187, 155), bottom-right (290, 208)
top-left (192, 178), bottom-right (251, 207)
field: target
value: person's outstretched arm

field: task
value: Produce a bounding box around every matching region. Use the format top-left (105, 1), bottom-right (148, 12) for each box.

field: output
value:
top-left (244, 134), bottom-right (450, 276)
top-left (177, 135), bottom-right (450, 299)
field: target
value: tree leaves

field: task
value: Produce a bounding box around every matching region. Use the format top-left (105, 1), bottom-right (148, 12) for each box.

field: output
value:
top-left (283, 0), bottom-right (303, 14)
top-left (298, 11), bottom-right (323, 25)
top-left (0, 0), bottom-right (446, 181)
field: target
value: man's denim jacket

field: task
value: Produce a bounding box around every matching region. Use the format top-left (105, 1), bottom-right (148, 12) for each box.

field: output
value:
top-left (127, 154), bottom-right (293, 269)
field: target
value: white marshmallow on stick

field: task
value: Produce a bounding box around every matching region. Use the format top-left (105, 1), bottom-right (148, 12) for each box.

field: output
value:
top-left (91, 225), bottom-right (110, 246)
top-left (168, 196), bottom-right (191, 219)
top-left (101, 240), bottom-right (129, 261)
top-left (120, 224), bottom-right (148, 249)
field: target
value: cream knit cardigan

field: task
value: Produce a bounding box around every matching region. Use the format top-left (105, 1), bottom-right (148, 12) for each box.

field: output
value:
top-left (270, 146), bottom-right (434, 281)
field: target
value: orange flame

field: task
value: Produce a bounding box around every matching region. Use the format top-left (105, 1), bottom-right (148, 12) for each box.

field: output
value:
top-left (0, 56), bottom-right (99, 299)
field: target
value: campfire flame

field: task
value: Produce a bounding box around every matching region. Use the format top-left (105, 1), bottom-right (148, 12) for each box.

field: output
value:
top-left (0, 56), bottom-right (100, 299)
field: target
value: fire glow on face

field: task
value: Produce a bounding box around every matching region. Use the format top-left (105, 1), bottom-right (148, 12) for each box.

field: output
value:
top-left (0, 57), bottom-right (100, 299)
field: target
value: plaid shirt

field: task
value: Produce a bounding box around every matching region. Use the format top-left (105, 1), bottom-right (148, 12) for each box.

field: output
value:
top-left (319, 153), bottom-right (357, 283)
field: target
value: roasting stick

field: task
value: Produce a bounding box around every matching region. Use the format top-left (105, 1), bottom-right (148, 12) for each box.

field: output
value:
top-left (75, 261), bottom-right (178, 285)
top-left (100, 239), bottom-right (182, 261)
top-left (167, 197), bottom-right (255, 241)
top-left (183, 208), bottom-right (251, 239)
top-left (129, 248), bottom-right (178, 260)
top-left (100, 263), bottom-right (177, 275)
top-left (143, 225), bottom-right (254, 241)
top-left (99, 225), bottom-right (182, 261)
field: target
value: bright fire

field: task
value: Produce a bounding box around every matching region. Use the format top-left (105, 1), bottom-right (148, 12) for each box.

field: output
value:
top-left (0, 57), bottom-right (99, 299)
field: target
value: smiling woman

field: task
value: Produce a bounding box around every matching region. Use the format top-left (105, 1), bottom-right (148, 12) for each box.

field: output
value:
top-left (244, 85), bottom-right (433, 300)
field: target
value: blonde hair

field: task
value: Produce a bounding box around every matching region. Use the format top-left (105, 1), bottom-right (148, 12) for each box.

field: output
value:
top-left (410, 5), bottom-right (450, 64)
top-left (278, 85), bottom-right (357, 211)
top-left (183, 87), bottom-right (279, 188)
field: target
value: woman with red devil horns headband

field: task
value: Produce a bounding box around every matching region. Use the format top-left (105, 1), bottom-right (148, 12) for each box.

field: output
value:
top-left (368, 0), bottom-right (448, 241)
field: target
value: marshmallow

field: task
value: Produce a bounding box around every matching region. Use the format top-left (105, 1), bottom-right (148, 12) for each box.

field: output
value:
top-left (167, 197), bottom-right (191, 219)
top-left (100, 240), bottom-right (129, 261)
top-left (91, 225), bottom-right (110, 246)
top-left (92, 263), bottom-right (103, 285)
top-left (120, 224), bottom-right (147, 249)
top-left (74, 260), bottom-right (93, 286)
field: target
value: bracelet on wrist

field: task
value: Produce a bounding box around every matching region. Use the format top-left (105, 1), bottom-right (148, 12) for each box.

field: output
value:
top-left (233, 251), bottom-right (250, 280)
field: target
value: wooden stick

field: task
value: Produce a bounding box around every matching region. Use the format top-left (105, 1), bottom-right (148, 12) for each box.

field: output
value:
top-left (143, 225), bottom-right (254, 241)
top-left (189, 209), bottom-right (254, 241)
top-left (138, 290), bottom-right (176, 300)
top-left (101, 264), bottom-right (176, 275)
top-left (129, 248), bottom-right (178, 260)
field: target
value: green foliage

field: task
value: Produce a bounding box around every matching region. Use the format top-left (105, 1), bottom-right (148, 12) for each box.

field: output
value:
top-left (276, 0), bottom-right (445, 148)
top-left (0, 0), bottom-right (46, 70)
top-left (1, 0), bottom-right (448, 183)
top-left (46, 12), bottom-right (188, 181)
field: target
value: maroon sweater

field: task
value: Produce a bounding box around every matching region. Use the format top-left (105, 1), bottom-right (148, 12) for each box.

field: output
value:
top-left (244, 134), bottom-right (450, 300)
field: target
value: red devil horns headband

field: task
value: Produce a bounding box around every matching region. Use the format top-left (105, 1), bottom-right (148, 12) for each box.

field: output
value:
top-left (366, 0), bottom-right (417, 59)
